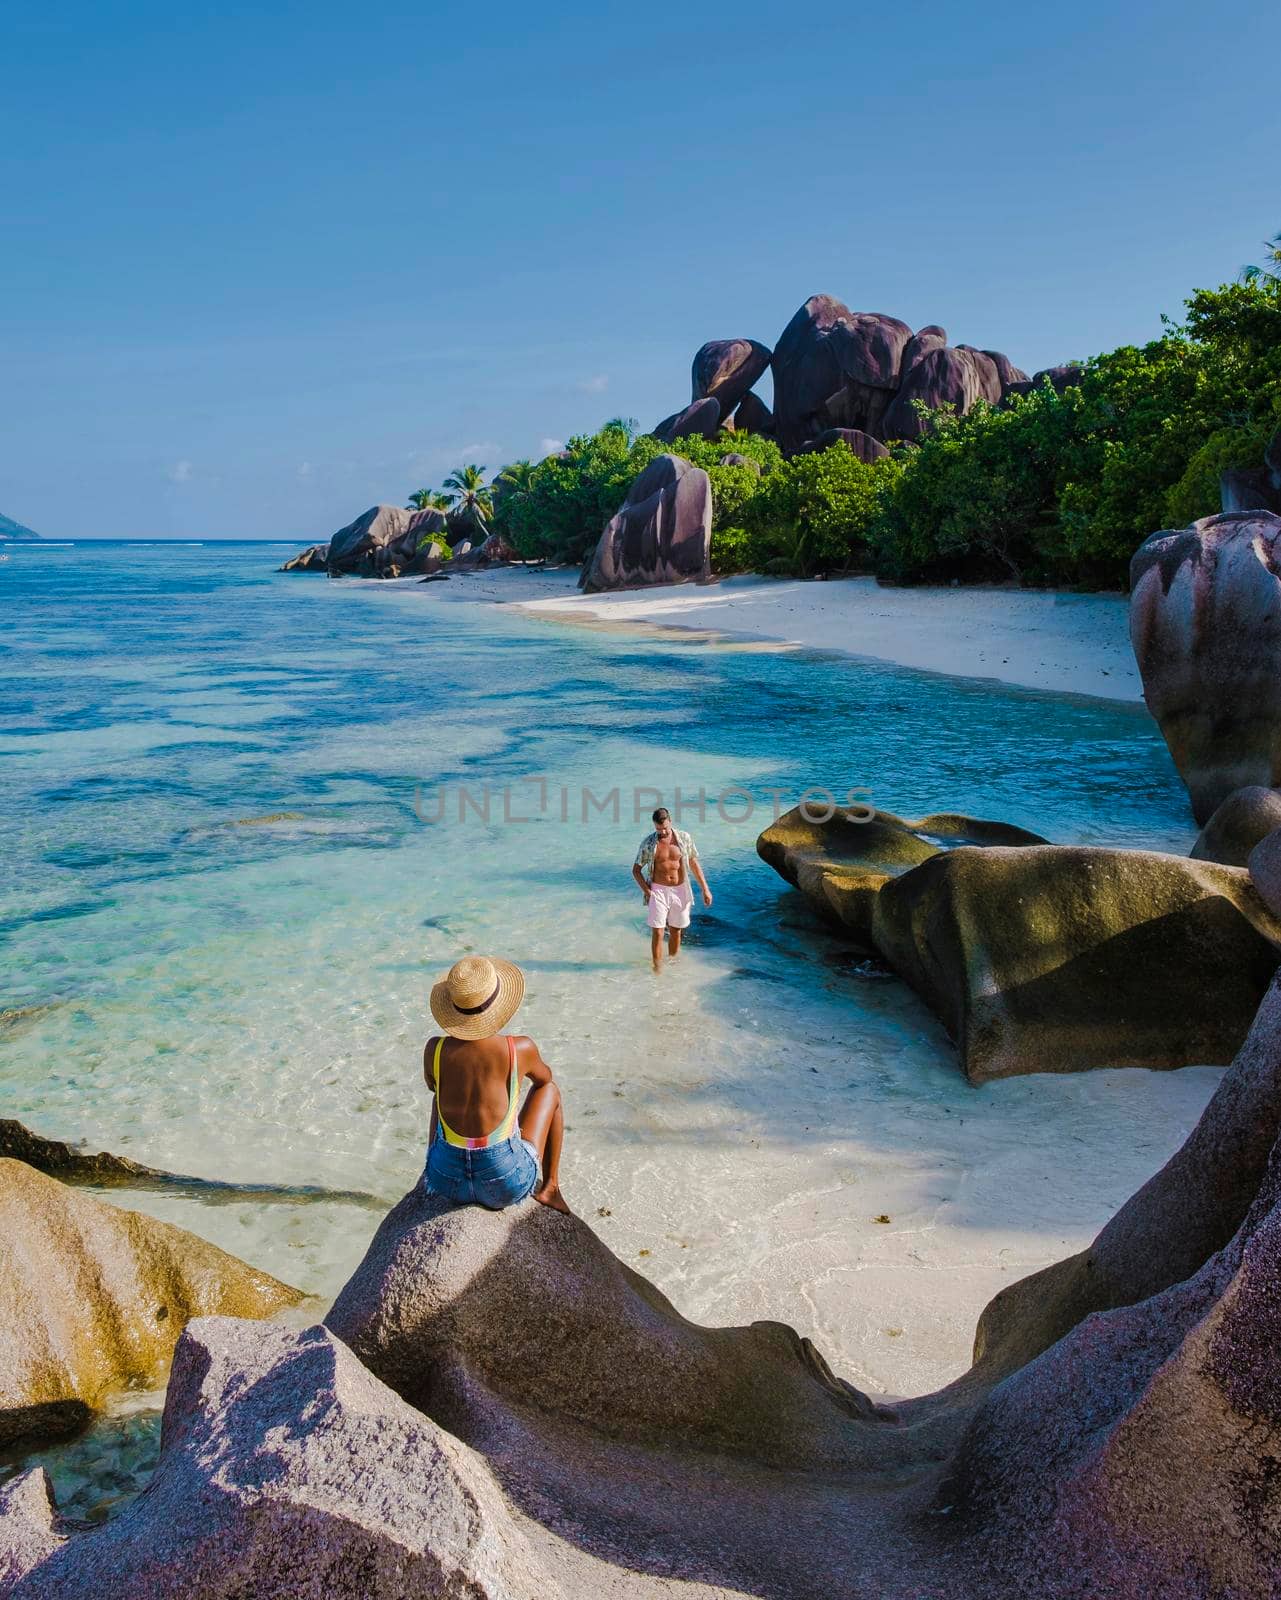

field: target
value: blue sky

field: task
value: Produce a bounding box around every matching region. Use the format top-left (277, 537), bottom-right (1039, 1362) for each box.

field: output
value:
top-left (4, 0), bottom-right (1280, 538)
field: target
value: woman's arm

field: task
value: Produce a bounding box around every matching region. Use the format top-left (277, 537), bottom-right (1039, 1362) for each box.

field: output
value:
top-left (514, 1036), bottom-right (555, 1088)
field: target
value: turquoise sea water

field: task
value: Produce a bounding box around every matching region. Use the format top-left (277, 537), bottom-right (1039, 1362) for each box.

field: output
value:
top-left (1, 541), bottom-right (1215, 1509)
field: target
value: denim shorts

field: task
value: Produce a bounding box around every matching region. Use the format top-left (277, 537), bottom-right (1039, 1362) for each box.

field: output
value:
top-left (422, 1133), bottom-right (540, 1210)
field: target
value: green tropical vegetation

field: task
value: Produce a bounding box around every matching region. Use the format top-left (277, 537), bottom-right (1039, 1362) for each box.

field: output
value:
top-left (407, 488), bottom-right (451, 511)
top-left (486, 268), bottom-right (1281, 590)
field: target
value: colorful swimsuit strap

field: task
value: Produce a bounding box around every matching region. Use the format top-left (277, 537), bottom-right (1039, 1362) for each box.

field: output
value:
top-left (433, 1035), bottom-right (519, 1150)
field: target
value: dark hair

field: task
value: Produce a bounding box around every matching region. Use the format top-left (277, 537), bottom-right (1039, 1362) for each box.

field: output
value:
top-left (652, 807), bottom-right (670, 824)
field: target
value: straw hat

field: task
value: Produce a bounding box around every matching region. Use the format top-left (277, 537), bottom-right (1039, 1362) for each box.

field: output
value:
top-left (430, 954), bottom-right (525, 1040)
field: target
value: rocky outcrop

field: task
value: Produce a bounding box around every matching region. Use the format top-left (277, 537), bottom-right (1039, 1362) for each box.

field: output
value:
top-left (1190, 785), bottom-right (1281, 866)
top-left (690, 339), bottom-right (772, 418)
top-left (795, 428), bottom-right (889, 462)
top-left (732, 390), bottom-right (774, 436)
top-left (13, 976), bottom-right (1281, 1598)
top-left (1130, 511), bottom-right (1281, 823)
top-left (580, 454), bottom-right (712, 593)
top-left (277, 543), bottom-right (327, 573)
top-left (758, 804), bottom-right (1281, 1080)
top-left (900, 324), bottom-right (947, 378)
top-left (281, 505), bottom-right (450, 579)
top-left (0, 1318), bottom-right (552, 1599)
top-left (328, 1191), bottom-right (891, 1474)
top-left (756, 805), bottom-right (1049, 945)
top-left (882, 345), bottom-right (1000, 441)
top-left (651, 397), bottom-right (722, 444)
top-left (0, 1160), bottom-right (302, 1449)
top-left (1220, 424), bottom-right (1281, 515)
top-left (979, 348), bottom-right (1030, 397)
top-left (771, 296), bottom-right (911, 453)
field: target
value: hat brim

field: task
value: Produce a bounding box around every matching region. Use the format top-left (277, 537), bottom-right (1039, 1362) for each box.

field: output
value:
top-left (429, 958), bottom-right (526, 1040)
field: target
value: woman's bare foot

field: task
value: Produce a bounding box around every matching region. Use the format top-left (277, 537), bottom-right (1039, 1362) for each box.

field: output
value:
top-left (533, 1183), bottom-right (572, 1215)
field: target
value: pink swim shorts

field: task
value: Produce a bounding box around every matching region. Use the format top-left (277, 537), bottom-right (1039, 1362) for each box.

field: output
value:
top-left (647, 880), bottom-right (693, 930)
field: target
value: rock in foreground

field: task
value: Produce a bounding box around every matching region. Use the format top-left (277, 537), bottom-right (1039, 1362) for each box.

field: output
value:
top-left (1131, 510), bottom-right (1281, 823)
top-left (0, 1318), bottom-right (552, 1599)
top-left (758, 804), bottom-right (1281, 1079)
top-left (580, 454), bottom-right (712, 593)
top-left (0, 1160), bottom-right (302, 1448)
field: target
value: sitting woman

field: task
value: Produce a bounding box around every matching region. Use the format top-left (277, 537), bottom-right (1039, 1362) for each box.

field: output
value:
top-left (422, 954), bottom-right (569, 1213)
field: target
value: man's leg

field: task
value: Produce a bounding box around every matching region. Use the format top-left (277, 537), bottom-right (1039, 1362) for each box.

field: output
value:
top-left (651, 927), bottom-right (664, 969)
top-left (668, 926), bottom-right (682, 958)
top-left (519, 1080), bottom-right (569, 1214)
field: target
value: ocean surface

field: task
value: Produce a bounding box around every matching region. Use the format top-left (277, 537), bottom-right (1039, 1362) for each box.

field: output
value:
top-left (1, 541), bottom-right (1216, 1513)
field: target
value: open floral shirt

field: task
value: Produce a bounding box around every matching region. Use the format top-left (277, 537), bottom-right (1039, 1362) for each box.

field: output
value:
top-left (634, 828), bottom-right (699, 880)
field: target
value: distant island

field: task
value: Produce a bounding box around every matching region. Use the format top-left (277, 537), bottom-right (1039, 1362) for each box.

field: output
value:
top-left (0, 511), bottom-right (41, 540)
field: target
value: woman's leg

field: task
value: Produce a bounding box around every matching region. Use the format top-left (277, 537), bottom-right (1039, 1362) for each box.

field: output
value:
top-left (519, 1080), bottom-right (570, 1213)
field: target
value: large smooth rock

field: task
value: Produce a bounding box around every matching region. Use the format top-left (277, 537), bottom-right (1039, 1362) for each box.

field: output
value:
top-left (943, 971), bottom-right (1281, 1595)
top-left (0, 1160), bottom-right (301, 1448)
top-left (882, 346), bottom-right (999, 441)
top-left (0, 1318), bottom-right (554, 1598)
top-left (651, 396), bottom-right (721, 445)
top-left (327, 1192), bottom-right (891, 1474)
top-left (757, 804), bottom-right (1048, 946)
top-left (690, 339), bottom-right (772, 417)
top-left (1190, 785), bottom-right (1281, 866)
top-left (873, 844), bottom-right (1281, 1081)
top-left (771, 296), bottom-right (912, 453)
top-left (979, 348), bottom-right (1030, 397)
top-left (323, 504), bottom-right (448, 576)
top-left (1130, 511), bottom-right (1281, 823)
top-left (580, 454), bottom-right (712, 593)
top-left (277, 543), bottom-right (327, 573)
top-left (900, 324), bottom-right (947, 377)
top-left (758, 805), bottom-right (1281, 1080)
top-left (732, 389), bottom-right (774, 436)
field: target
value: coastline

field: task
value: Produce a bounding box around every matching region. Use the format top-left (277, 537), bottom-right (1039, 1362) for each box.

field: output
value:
top-left (406, 569), bottom-right (1143, 703)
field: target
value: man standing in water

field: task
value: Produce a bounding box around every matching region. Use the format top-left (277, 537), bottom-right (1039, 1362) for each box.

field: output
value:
top-left (632, 806), bottom-right (712, 970)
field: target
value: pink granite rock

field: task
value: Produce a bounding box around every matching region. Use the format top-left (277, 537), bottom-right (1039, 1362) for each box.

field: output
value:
top-left (690, 339), bottom-right (772, 417)
top-left (580, 454), bottom-right (712, 593)
top-left (1, 1318), bottom-right (555, 1598)
top-left (1131, 511), bottom-right (1281, 823)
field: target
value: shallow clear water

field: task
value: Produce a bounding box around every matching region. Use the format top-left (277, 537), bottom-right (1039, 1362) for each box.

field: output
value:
top-left (1, 543), bottom-right (1211, 1466)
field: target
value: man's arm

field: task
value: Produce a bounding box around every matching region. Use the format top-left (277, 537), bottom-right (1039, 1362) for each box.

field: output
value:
top-left (632, 863), bottom-right (651, 900)
top-left (683, 836), bottom-right (713, 907)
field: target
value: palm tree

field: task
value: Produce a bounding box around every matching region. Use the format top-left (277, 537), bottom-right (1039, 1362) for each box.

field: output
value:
top-left (1241, 230), bottom-right (1281, 286)
top-left (496, 460), bottom-right (537, 495)
top-left (443, 464), bottom-right (494, 535)
top-left (407, 488), bottom-right (444, 510)
top-left (601, 416), bottom-right (638, 443)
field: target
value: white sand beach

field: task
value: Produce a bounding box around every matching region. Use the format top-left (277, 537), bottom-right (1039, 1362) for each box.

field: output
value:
top-left (420, 568), bottom-right (1142, 702)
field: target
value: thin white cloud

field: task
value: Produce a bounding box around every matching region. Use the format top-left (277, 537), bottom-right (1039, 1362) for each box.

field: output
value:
top-left (538, 437), bottom-right (566, 456)
top-left (297, 461), bottom-right (313, 480)
top-left (577, 374), bottom-right (609, 394)
top-left (405, 440), bottom-right (503, 469)
top-left (167, 459), bottom-right (193, 484)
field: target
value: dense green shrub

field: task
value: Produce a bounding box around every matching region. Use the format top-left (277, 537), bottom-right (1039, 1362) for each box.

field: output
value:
top-left (873, 274), bottom-right (1281, 588)
top-left (746, 447), bottom-right (901, 576)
